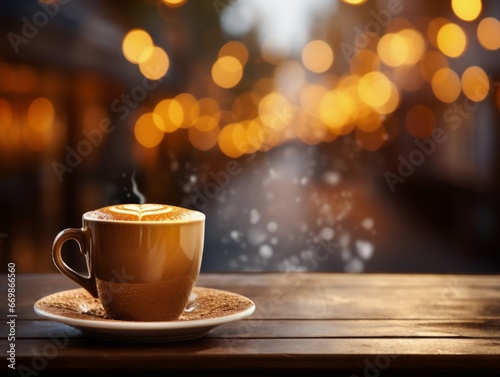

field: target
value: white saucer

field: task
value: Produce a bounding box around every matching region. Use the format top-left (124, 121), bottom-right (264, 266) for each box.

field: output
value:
top-left (34, 287), bottom-right (255, 343)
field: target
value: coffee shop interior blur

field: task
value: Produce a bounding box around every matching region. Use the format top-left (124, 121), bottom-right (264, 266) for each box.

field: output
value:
top-left (0, 0), bottom-right (499, 274)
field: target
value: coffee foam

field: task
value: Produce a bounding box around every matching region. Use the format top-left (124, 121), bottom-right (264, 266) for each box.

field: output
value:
top-left (85, 204), bottom-right (204, 222)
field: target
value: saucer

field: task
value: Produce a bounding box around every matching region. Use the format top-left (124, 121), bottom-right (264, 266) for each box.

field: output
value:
top-left (34, 287), bottom-right (255, 343)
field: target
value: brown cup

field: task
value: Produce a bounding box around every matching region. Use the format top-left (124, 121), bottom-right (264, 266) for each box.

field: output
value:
top-left (52, 204), bottom-right (205, 321)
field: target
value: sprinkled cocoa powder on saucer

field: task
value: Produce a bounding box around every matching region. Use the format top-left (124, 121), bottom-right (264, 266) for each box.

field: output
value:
top-left (35, 287), bottom-right (254, 322)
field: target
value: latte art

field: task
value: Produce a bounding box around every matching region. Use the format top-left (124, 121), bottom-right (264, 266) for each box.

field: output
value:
top-left (85, 204), bottom-right (203, 222)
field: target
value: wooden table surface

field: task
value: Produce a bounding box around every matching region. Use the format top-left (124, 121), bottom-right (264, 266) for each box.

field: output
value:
top-left (1, 272), bottom-right (500, 376)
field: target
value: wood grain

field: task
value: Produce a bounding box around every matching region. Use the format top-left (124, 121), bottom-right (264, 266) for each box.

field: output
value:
top-left (2, 273), bottom-right (499, 376)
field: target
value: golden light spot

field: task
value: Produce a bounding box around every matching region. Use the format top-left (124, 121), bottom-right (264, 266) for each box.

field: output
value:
top-left (437, 23), bottom-right (467, 58)
top-left (219, 41), bottom-right (249, 66)
top-left (218, 123), bottom-right (244, 158)
top-left (377, 33), bottom-right (410, 67)
top-left (451, 0), bottom-right (482, 22)
top-left (319, 89), bottom-right (357, 134)
top-left (477, 18), bottom-right (500, 50)
top-left (374, 82), bottom-right (400, 115)
top-left (174, 93), bottom-right (198, 128)
top-left (139, 47), bottom-right (169, 80)
top-left (405, 105), bottom-right (436, 139)
top-left (341, 0), bottom-right (367, 5)
top-left (192, 115), bottom-right (219, 132)
top-left (188, 125), bottom-right (219, 151)
top-left (192, 98), bottom-right (220, 131)
top-left (378, 28), bottom-right (425, 67)
top-left (231, 122), bottom-right (249, 153)
top-left (122, 29), bottom-right (154, 64)
top-left (161, 0), bottom-right (187, 7)
top-left (153, 99), bottom-right (184, 132)
top-left (258, 92), bottom-right (293, 130)
top-left (27, 97), bottom-right (54, 132)
top-left (350, 50), bottom-right (380, 75)
top-left (419, 50), bottom-right (449, 82)
top-left (397, 28), bottom-right (426, 65)
top-left (355, 125), bottom-right (387, 151)
top-left (302, 40), bottom-right (334, 73)
top-left (134, 113), bottom-right (164, 148)
top-left (461, 66), bottom-right (489, 102)
top-left (245, 119), bottom-right (265, 151)
top-left (427, 18), bottom-right (451, 48)
top-left (358, 71), bottom-right (392, 108)
top-left (197, 97), bottom-right (220, 116)
top-left (212, 56), bottom-right (243, 89)
top-left (431, 68), bottom-right (461, 103)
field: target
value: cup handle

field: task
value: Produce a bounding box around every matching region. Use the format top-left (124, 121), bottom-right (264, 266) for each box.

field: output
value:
top-left (52, 227), bottom-right (98, 297)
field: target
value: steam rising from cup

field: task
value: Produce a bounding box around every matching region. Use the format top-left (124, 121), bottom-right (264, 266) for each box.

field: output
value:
top-left (131, 171), bottom-right (146, 204)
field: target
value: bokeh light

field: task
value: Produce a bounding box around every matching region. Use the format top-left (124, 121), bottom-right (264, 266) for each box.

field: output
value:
top-left (122, 29), bottom-right (154, 64)
top-left (378, 33), bottom-right (410, 67)
top-left (161, 0), bottom-right (187, 7)
top-left (320, 89), bottom-right (356, 134)
top-left (153, 99), bottom-right (184, 132)
top-left (451, 0), bottom-right (482, 22)
top-left (341, 0), bottom-right (367, 5)
top-left (175, 93), bottom-right (199, 128)
top-left (189, 125), bottom-right (219, 151)
top-left (461, 66), bottom-right (489, 102)
top-left (431, 67), bottom-right (461, 103)
top-left (358, 71), bottom-right (398, 114)
top-left (477, 17), bottom-right (500, 51)
top-left (138, 46), bottom-right (170, 80)
top-left (134, 112), bottom-right (164, 148)
top-left (218, 123), bottom-right (244, 158)
top-left (427, 17), bottom-right (450, 48)
top-left (27, 97), bottom-right (54, 132)
top-left (219, 41), bottom-right (249, 66)
top-left (437, 23), bottom-right (467, 58)
top-left (302, 40), bottom-right (334, 73)
top-left (212, 56), bottom-right (243, 89)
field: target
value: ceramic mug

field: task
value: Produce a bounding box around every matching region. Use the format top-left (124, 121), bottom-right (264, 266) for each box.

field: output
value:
top-left (52, 203), bottom-right (205, 321)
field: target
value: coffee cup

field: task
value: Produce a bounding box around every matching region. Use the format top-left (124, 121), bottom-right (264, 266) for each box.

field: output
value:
top-left (52, 203), bottom-right (205, 321)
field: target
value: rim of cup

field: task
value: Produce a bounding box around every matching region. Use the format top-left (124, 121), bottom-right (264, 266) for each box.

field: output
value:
top-left (82, 204), bottom-right (205, 224)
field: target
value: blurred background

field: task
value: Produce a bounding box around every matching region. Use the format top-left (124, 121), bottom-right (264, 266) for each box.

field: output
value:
top-left (0, 0), bottom-right (499, 274)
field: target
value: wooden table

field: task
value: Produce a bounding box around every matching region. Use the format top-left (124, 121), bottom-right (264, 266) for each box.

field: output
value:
top-left (2, 273), bottom-right (500, 376)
